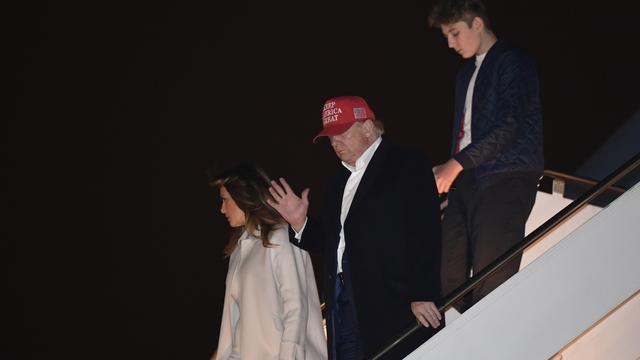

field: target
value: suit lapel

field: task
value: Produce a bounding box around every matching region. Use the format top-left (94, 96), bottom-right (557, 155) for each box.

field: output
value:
top-left (346, 137), bottom-right (390, 219)
top-left (328, 166), bottom-right (350, 249)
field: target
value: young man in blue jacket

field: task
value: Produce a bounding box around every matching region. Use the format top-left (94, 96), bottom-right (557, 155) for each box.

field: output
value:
top-left (429, 0), bottom-right (544, 313)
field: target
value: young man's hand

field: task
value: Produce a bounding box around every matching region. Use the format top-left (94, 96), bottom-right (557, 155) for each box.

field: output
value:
top-left (432, 158), bottom-right (463, 194)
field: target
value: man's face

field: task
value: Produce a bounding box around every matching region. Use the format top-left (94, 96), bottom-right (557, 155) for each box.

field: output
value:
top-left (329, 121), bottom-right (371, 166)
top-left (441, 19), bottom-right (481, 59)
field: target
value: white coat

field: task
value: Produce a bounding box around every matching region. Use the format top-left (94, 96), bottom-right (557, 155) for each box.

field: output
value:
top-left (215, 226), bottom-right (327, 360)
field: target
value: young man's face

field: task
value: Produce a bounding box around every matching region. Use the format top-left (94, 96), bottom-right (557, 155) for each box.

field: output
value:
top-left (441, 19), bottom-right (481, 59)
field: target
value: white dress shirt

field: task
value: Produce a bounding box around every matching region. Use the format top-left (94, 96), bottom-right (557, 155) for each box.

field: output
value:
top-left (295, 136), bottom-right (382, 274)
top-left (460, 52), bottom-right (487, 151)
top-left (335, 136), bottom-right (381, 273)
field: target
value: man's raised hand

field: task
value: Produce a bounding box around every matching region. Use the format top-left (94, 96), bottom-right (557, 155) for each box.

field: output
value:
top-left (267, 177), bottom-right (309, 232)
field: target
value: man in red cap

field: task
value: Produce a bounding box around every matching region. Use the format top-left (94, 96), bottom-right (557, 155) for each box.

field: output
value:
top-left (268, 96), bottom-right (443, 359)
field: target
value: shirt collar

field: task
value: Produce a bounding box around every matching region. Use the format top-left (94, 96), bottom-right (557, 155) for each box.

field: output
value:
top-left (341, 136), bottom-right (382, 173)
top-left (475, 52), bottom-right (487, 67)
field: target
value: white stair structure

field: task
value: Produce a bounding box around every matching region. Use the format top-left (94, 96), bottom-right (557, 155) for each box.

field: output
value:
top-left (406, 182), bottom-right (640, 360)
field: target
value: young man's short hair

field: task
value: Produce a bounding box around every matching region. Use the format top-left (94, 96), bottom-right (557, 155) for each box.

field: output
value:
top-left (428, 0), bottom-right (491, 30)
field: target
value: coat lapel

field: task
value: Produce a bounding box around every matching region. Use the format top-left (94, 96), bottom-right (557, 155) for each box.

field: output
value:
top-left (346, 137), bottom-right (389, 219)
top-left (330, 167), bottom-right (350, 249)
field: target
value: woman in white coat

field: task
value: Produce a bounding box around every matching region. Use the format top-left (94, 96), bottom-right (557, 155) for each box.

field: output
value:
top-left (210, 164), bottom-right (327, 360)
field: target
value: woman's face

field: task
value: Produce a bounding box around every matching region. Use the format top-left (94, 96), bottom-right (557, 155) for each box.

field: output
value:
top-left (219, 185), bottom-right (246, 228)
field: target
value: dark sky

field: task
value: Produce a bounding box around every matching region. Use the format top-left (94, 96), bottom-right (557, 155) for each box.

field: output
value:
top-left (7, 1), bottom-right (640, 359)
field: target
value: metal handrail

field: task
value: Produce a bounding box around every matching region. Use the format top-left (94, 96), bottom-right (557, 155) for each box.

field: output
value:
top-left (543, 169), bottom-right (627, 194)
top-left (369, 152), bottom-right (640, 360)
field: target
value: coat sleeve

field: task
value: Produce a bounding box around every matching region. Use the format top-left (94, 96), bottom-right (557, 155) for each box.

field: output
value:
top-left (290, 168), bottom-right (345, 255)
top-left (404, 152), bottom-right (443, 303)
top-left (272, 234), bottom-right (312, 359)
top-left (215, 253), bottom-right (237, 360)
top-left (289, 217), bottom-right (324, 254)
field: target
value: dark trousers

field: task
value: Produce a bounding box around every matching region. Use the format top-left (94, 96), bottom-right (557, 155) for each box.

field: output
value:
top-left (441, 171), bottom-right (538, 312)
top-left (332, 273), bottom-right (364, 360)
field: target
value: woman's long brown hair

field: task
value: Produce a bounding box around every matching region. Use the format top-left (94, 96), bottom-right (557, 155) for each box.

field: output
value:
top-left (210, 164), bottom-right (285, 257)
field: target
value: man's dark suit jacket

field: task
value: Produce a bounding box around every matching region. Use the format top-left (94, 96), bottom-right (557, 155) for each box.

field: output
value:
top-left (292, 136), bottom-right (443, 359)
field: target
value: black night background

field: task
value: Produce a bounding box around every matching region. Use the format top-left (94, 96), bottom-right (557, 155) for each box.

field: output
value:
top-left (6, 1), bottom-right (639, 359)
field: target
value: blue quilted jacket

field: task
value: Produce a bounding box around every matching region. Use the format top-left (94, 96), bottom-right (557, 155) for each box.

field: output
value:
top-left (452, 40), bottom-right (544, 189)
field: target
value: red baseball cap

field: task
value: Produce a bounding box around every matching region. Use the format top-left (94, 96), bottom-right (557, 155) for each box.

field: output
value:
top-left (313, 96), bottom-right (376, 143)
